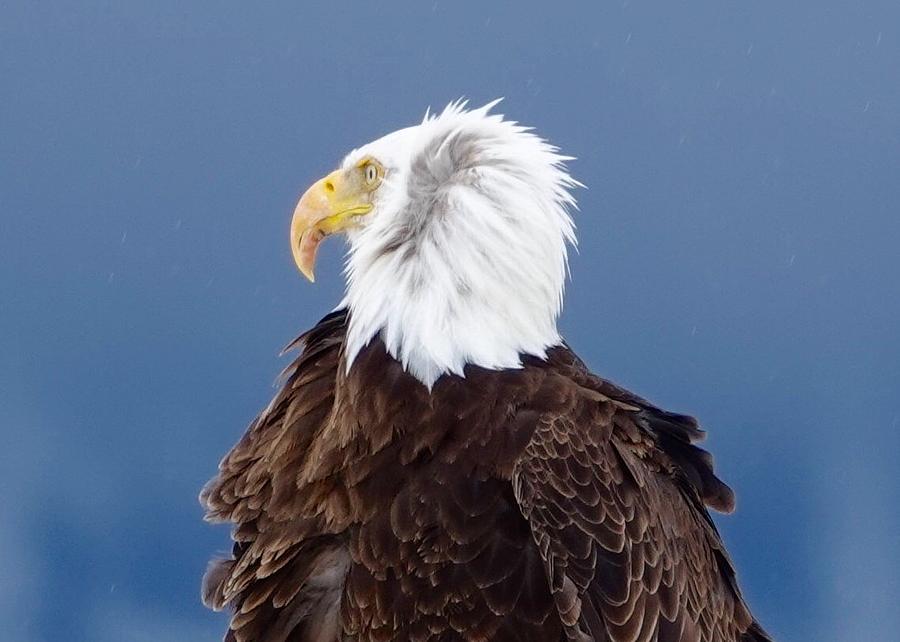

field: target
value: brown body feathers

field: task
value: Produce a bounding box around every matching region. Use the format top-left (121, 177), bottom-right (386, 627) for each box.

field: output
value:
top-left (201, 310), bottom-right (770, 641)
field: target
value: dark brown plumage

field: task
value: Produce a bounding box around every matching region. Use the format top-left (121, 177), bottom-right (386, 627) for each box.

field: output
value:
top-left (201, 309), bottom-right (770, 641)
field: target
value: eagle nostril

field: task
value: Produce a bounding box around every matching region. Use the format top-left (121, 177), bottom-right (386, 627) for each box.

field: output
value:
top-left (324, 180), bottom-right (335, 193)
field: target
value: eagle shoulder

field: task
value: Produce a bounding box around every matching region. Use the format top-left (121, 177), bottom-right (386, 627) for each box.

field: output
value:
top-left (200, 310), bottom-right (350, 642)
top-left (511, 348), bottom-right (772, 642)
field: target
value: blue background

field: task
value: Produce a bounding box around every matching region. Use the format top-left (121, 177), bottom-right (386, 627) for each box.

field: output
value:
top-left (2, 2), bottom-right (898, 640)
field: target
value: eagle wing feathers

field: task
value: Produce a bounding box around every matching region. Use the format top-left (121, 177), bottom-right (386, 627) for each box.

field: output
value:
top-left (201, 311), bottom-right (350, 642)
top-left (511, 364), bottom-right (771, 642)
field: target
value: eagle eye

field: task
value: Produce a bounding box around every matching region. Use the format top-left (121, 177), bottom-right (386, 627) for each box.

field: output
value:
top-left (364, 162), bottom-right (379, 185)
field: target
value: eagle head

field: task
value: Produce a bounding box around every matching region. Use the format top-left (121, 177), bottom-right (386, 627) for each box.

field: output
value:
top-left (291, 100), bottom-right (579, 388)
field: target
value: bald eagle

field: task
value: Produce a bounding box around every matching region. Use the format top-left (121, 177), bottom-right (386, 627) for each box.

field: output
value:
top-left (201, 101), bottom-right (771, 642)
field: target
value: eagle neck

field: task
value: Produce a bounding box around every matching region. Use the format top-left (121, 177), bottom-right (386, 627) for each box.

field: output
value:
top-left (340, 246), bottom-right (565, 390)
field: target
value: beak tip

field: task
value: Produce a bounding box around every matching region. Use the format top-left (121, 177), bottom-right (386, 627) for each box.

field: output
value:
top-left (300, 265), bottom-right (316, 283)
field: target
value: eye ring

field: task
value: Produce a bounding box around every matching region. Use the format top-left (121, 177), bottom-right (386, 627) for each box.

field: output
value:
top-left (364, 163), bottom-right (378, 185)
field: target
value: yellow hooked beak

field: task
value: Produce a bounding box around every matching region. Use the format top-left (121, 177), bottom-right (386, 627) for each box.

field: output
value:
top-left (290, 168), bottom-right (375, 282)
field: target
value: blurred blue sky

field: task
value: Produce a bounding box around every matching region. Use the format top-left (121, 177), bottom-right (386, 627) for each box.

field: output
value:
top-left (1, 2), bottom-right (898, 641)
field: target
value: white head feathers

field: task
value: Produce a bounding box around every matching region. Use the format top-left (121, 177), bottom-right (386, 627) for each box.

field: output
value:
top-left (339, 100), bottom-right (579, 388)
